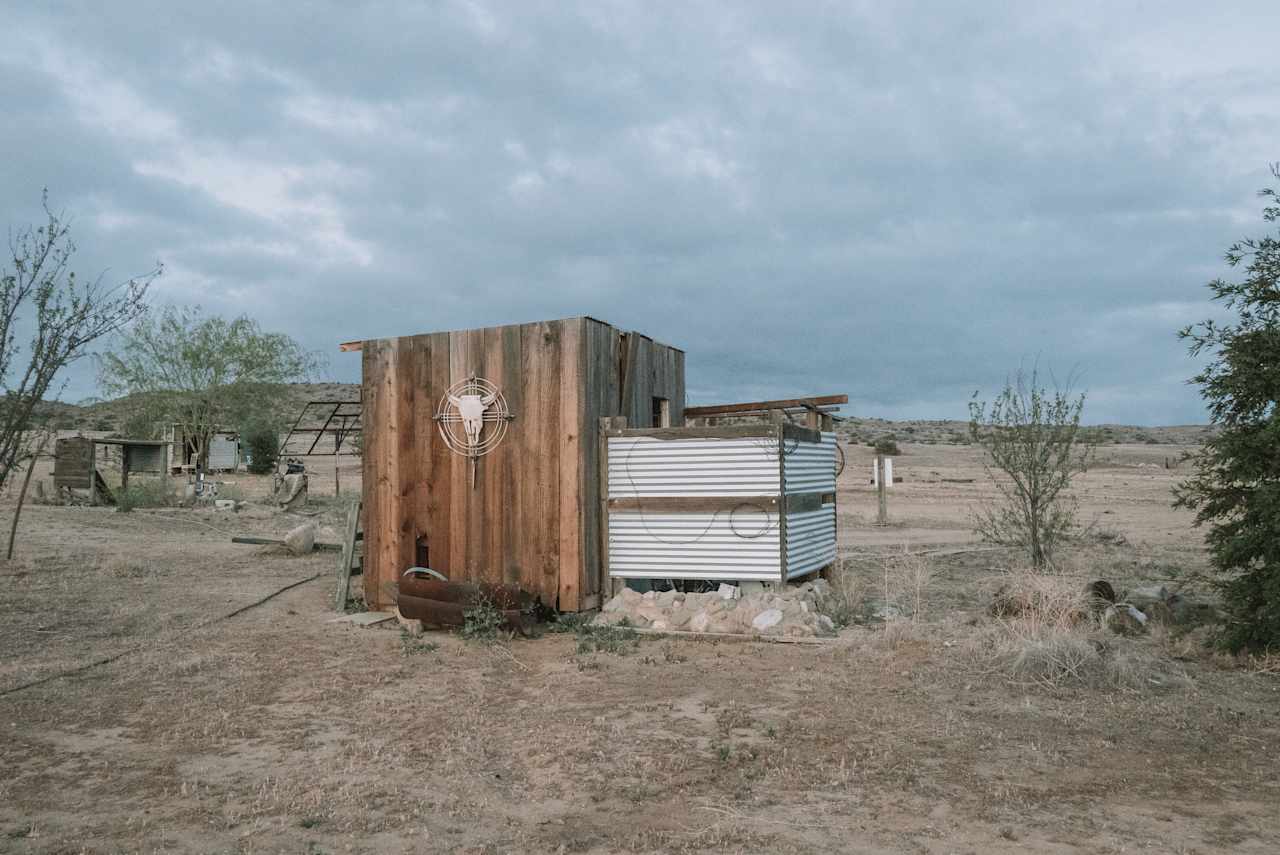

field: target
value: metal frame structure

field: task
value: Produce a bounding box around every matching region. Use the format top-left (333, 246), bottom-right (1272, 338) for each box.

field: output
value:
top-left (276, 400), bottom-right (363, 467)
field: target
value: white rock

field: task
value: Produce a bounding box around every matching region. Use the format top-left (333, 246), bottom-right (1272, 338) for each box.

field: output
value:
top-left (283, 523), bottom-right (316, 555)
top-left (752, 608), bottom-right (784, 631)
top-left (688, 610), bottom-right (711, 632)
top-left (717, 583), bottom-right (740, 600)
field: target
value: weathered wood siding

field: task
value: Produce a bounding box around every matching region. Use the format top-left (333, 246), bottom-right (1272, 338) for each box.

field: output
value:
top-left (361, 317), bottom-right (683, 610)
top-left (53, 438), bottom-right (95, 490)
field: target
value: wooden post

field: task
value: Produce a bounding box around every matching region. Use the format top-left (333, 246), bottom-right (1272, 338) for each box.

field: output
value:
top-left (600, 416), bottom-right (626, 598)
top-left (876, 453), bottom-right (888, 525)
top-left (88, 441), bottom-right (97, 506)
top-left (335, 500), bottom-right (361, 611)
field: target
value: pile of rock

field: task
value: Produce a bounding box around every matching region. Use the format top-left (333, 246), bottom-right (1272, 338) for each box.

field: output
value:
top-left (594, 580), bottom-right (840, 638)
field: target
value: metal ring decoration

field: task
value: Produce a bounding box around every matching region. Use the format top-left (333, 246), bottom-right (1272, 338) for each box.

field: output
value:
top-left (433, 375), bottom-right (513, 458)
top-left (728, 502), bottom-right (773, 540)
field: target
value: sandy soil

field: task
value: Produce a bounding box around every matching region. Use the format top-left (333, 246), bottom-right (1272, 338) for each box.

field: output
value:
top-left (1, 442), bottom-right (1278, 853)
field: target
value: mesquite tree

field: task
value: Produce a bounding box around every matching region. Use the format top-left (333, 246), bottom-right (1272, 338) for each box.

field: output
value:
top-left (97, 305), bottom-right (316, 469)
top-left (1176, 164), bottom-right (1280, 652)
top-left (0, 193), bottom-right (157, 488)
top-left (969, 368), bottom-right (1094, 569)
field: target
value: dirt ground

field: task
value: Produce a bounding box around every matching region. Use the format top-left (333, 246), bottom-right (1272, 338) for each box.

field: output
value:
top-left (2, 442), bottom-right (1279, 854)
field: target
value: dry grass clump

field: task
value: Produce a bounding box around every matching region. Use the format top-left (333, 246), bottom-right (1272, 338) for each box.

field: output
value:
top-left (824, 564), bottom-right (863, 628)
top-left (829, 546), bottom-right (935, 626)
top-left (969, 569), bottom-right (1191, 691)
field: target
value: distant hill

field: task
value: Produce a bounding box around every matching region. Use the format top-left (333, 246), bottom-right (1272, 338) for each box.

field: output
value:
top-left (36, 382), bottom-right (1212, 446)
top-left (38, 383), bottom-right (362, 433)
top-left (834, 416), bottom-right (1217, 447)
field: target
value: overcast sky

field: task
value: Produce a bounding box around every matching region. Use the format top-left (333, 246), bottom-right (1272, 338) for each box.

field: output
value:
top-left (3, 2), bottom-right (1277, 424)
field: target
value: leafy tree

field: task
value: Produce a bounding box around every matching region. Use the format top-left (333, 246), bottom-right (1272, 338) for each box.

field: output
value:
top-left (1176, 164), bottom-right (1280, 652)
top-left (97, 306), bottom-right (317, 469)
top-left (969, 368), bottom-right (1094, 569)
top-left (242, 418), bottom-right (281, 474)
top-left (0, 192), bottom-right (156, 488)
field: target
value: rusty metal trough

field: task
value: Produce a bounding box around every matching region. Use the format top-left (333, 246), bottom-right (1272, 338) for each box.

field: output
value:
top-left (396, 572), bottom-right (535, 633)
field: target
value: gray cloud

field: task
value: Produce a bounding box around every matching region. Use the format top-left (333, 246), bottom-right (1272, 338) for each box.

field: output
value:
top-left (2, 1), bottom-right (1277, 423)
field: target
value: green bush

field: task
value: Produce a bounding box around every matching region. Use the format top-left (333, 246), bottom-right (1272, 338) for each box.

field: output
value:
top-left (242, 421), bottom-right (280, 474)
top-left (461, 594), bottom-right (505, 643)
top-left (872, 435), bottom-right (901, 456)
top-left (116, 479), bottom-right (175, 512)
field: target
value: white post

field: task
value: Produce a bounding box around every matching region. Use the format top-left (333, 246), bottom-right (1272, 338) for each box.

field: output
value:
top-left (872, 457), bottom-right (894, 489)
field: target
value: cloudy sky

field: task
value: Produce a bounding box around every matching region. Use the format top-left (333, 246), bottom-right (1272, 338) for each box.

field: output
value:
top-left (3, 2), bottom-right (1277, 424)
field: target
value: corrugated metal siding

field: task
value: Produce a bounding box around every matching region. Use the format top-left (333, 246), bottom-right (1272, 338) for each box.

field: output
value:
top-left (607, 436), bottom-right (781, 497)
top-left (208, 434), bottom-right (239, 470)
top-left (607, 431), bottom-right (838, 582)
top-left (608, 511), bottom-right (781, 581)
top-left (785, 506), bottom-right (837, 578)
top-left (782, 432), bottom-right (837, 495)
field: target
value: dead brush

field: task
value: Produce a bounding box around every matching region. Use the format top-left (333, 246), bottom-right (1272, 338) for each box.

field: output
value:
top-left (824, 563), bottom-right (863, 628)
top-left (968, 569), bottom-right (1191, 690)
top-left (896, 546), bottom-right (933, 623)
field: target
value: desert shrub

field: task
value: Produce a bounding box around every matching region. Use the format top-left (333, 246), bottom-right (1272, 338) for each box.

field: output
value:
top-left (871, 435), bottom-right (900, 456)
top-left (400, 632), bottom-right (439, 656)
top-left (242, 420), bottom-right (280, 475)
top-left (969, 367), bottom-right (1095, 569)
top-left (825, 566), bottom-right (863, 628)
top-left (115, 478), bottom-right (175, 512)
top-left (460, 594), bottom-right (504, 643)
top-left (969, 570), bottom-right (1191, 690)
top-left (574, 622), bottom-right (640, 655)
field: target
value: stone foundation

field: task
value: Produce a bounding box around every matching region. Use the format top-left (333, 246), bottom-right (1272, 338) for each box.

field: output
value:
top-left (594, 580), bottom-right (839, 638)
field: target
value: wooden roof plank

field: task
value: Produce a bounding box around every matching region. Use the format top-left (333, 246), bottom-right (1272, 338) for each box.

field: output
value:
top-left (683, 394), bottom-right (848, 418)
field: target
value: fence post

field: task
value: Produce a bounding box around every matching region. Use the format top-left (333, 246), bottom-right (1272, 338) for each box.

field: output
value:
top-left (876, 453), bottom-right (888, 525)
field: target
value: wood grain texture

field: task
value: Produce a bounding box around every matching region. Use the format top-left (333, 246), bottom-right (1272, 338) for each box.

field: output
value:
top-left (557, 318), bottom-right (584, 611)
top-left (683, 395), bottom-right (848, 417)
top-left (359, 317), bottom-right (684, 610)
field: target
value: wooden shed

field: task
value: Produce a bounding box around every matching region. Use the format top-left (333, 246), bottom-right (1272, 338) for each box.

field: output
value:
top-left (53, 436), bottom-right (170, 504)
top-left (355, 317), bottom-right (685, 611)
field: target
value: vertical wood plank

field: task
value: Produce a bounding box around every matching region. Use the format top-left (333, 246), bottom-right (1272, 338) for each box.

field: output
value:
top-left (360, 343), bottom-right (379, 605)
top-left (558, 318), bottom-right (585, 611)
top-left (518, 320), bottom-right (561, 603)
top-left (600, 414), bottom-right (627, 598)
top-left (427, 332), bottom-right (453, 579)
top-left (394, 336), bottom-right (421, 591)
top-left (450, 329), bottom-right (486, 580)
top-left (579, 320), bottom-right (618, 606)
top-left (502, 324), bottom-right (524, 587)
top-left (409, 334), bottom-right (434, 567)
top-left (483, 324), bottom-right (520, 587)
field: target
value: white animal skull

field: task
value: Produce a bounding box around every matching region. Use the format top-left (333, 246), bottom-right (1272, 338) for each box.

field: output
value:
top-left (448, 389), bottom-right (499, 449)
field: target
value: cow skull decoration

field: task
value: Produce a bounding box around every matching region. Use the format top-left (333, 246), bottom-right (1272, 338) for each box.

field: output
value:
top-left (434, 376), bottom-right (514, 487)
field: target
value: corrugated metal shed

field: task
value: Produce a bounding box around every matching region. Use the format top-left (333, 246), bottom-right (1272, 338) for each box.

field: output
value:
top-left (207, 433), bottom-right (239, 471)
top-left (605, 424), bottom-right (837, 583)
